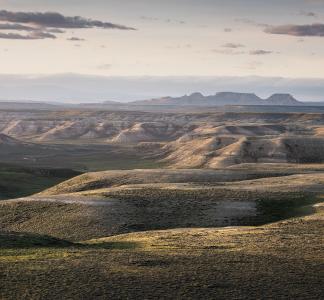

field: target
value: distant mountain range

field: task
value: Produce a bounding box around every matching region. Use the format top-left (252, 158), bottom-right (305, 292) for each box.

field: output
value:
top-left (2, 92), bottom-right (324, 113)
top-left (130, 92), bottom-right (302, 106)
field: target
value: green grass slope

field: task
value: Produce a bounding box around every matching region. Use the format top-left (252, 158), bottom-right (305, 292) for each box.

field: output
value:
top-left (0, 164), bottom-right (80, 200)
top-left (0, 184), bottom-right (320, 241)
top-left (0, 204), bottom-right (323, 299)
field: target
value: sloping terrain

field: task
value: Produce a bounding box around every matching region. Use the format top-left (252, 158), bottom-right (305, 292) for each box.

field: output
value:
top-left (0, 135), bottom-right (81, 199)
top-left (39, 168), bottom-right (306, 196)
top-left (0, 201), bottom-right (323, 299)
top-left (0, 171), bottom-right (323, 241)
top-left (3, 110), bottom-right (324, 171)
top-left (111, 122), bottom-right (183, 143)
top-left (1, 108), bottom-right (324, 299)
top-left (0, 163), bottom-right (79, 200)
top-left (0, 110), bottom-right (189, 142)
top-left (163, 133), bottom-right (324, 168)
top-left (0, 137), bottom-right (164, 172)
top-left (0, 110), bottom-right (323, 143)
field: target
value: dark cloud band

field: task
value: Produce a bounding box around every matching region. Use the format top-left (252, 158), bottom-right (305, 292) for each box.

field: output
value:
top-left (67, 37), bottom-right (85, 41)
top-left (265, 23), bottom-right (324, 37)
top-left (0, 10), bottom-right (135, 30)
top-left (222, 43), bottom-right (245, 49)
top-left (249, 50), bottom-right (273, 55)
top-left (0, 23), bottom-right (36, 31)
top-left (0, 31), bottom-right (56, 40)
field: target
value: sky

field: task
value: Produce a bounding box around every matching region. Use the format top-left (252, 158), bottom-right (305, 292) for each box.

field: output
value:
top-left (0, 0), bottom-right (324, 101)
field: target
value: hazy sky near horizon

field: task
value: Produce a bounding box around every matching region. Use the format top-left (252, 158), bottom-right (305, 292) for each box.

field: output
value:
top-left (0, 0), bottom-right (324, 78)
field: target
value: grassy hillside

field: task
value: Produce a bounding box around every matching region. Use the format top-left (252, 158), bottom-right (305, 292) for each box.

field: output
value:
top-left (0, 164), bottom-right (80, 200)
top-left (0, 142), bottom-right (165, 172)
top-left (0, 184), bottom-right (320, 241)
top-left (1, 110), bottom-right (324, 298)
top-left (0, 204), bottom-right (323, 299)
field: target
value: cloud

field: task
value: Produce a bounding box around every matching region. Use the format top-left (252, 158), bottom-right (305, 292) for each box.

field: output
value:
top-left (299, 11), bottom-right (317, 17)
top-left (222, 43), bottom-right (245, 48)
top-left (67, 37), bottom-right (85, 41)
top-left (0, 31), bottom-right (56, 40)
top-left (249, 50), bottom-right (273, 55)
top-left (0, 10), bottom-right (135, 42)
top-left (0, 23), bottom-right (36, 31)
top-left (47, 28), bottom-right (65, 33)
top-left (30, 31), bottom-right (56, 39)
top-left (0, 23), bottom-right (65, 34)
top-left (0, 10), bottom-right (136, 30)
top-left (265, 23), bottom-right (324, 37)
top-left (224, 28), bottom-right (232, 32)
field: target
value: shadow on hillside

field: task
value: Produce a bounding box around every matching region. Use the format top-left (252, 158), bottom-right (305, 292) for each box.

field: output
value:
top-left (0, 231), bottom-right (139, 250)
top-left (0, 232), bottom-right (73, 249)
top-left (254, 196), bottom-right (319, 225)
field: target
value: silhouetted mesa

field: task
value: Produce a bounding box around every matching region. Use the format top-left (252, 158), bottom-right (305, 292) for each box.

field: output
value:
top-left (132, 92), bottom-right (302, 106)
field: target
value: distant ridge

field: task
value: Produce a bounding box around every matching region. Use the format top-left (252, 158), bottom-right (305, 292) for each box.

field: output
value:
top-left (131, 92), bottom-right (302, 106)
top-left (265, 94), bottom-right (301, 106)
